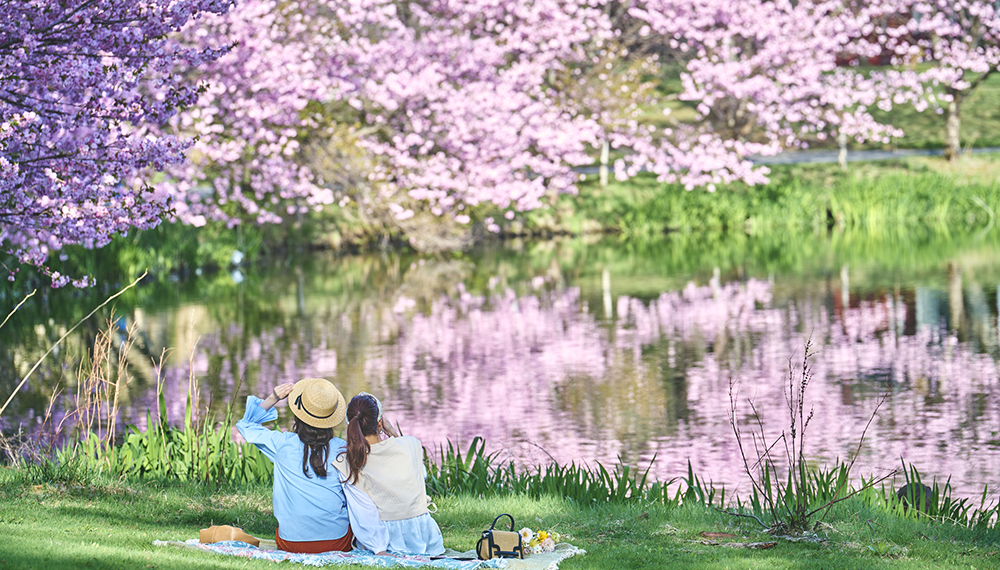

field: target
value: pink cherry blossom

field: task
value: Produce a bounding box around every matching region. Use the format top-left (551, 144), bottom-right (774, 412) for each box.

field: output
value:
top-left (0, 0), bottom-right (233, 286)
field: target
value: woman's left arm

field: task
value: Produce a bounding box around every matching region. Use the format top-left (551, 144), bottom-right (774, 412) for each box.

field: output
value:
top-left (342, 483), bottom-right (390, 555)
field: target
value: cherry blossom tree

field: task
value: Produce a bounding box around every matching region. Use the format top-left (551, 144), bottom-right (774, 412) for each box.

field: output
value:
top-left (0, 0), bottom-right (233, 286)
top-left (170, 0), bottom-right (940, 234)
top-left (853, 1), bottom-right (1000, 160)
top-left (163, 0), bottom-right (611, 243)
top-left (629, 0), bottom-right (936, 181)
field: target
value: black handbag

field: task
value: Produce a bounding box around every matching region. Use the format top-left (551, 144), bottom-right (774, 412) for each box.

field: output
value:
top-left (476, 513), bottom-right (524, 560)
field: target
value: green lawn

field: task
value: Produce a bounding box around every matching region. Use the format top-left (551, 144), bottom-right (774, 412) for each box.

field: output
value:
top-left (2, 466), bottom-right (998, 570)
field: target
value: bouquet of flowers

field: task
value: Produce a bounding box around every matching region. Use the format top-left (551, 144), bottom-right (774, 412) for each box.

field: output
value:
top-left (517, 527), bottom-right (563, 554)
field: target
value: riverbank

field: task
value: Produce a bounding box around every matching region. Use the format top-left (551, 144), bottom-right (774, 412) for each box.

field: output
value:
top-left (521, 153), bottom-right (1000, 239)
top-left (1, 465), bottom-right (997, 570)
top-left (12, 153), bottom-right (998, 291)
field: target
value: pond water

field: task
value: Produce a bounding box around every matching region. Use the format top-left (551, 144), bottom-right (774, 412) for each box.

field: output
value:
top-left (2, 231), bottom-right (1000, 500)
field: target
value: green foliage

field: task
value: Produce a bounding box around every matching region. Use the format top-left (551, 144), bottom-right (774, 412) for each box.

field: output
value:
top-left (865, 462), bottom-right (1000, 530)
top-left (423, 438), bottom-right (716, 507)
top-left (558, 155), bottom-right (1000, 238)
top-left (65, 421), bottom-right (274, 485)
top-left (865, 541), bottom-right (902, 557)
top-left (56, 383), bottom-right (273, 485)
top-left (736, 462), bottom-right (855, 531)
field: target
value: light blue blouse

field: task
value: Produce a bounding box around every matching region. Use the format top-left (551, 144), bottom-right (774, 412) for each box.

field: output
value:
top-left (236, 396), bottom-right (350, 543)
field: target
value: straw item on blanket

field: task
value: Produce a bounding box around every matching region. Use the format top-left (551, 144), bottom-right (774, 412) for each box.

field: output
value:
top-left (199, 524), bottom-right (260, 547)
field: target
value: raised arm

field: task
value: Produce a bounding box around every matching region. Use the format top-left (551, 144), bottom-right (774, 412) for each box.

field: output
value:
top-left (260, 382), bottom-right (295, 410)
top-left (236, 383), bottom-right (295, 462)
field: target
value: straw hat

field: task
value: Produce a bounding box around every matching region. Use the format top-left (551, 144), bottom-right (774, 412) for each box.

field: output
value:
top-left (288, 378), bottom-right (346, 429)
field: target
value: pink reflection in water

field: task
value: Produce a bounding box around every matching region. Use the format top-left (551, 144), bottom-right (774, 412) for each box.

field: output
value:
top-left (360, 279), bottom-right (999, 500)
top-left (10, 274), bottom-right (1000, 502)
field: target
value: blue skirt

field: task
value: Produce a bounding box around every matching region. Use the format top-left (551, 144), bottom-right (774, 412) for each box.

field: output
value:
top-left (384, 513), bottom-right (444, 556)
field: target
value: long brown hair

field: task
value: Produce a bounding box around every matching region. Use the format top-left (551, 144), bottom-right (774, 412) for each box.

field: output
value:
top-left (343, 394), bottom-right (381, 484)
top-left (293, 417), bottom-right (333, 478)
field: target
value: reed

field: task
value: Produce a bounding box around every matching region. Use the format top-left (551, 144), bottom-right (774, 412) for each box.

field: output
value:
top-left (0, 320), bottom-right (274, 486)
top-left (726, 343), bottom-right (895, 534)
top-left (64, 343), bottom-right (274, 486)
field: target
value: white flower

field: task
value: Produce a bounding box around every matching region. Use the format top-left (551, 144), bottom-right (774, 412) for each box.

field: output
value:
top-left (518, 528), bottom-right (534, 542)
top-left (532, 545), bottom-right (543, 554)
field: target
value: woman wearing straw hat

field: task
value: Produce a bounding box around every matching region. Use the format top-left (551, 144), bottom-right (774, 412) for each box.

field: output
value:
top-left (332, 392), bottom-right (444, 556)
top-left (236, 378), bottom-right (355, 553)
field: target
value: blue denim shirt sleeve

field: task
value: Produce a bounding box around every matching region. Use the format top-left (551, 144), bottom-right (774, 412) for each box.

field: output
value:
top-left (236, 396), bottom-right (281, 462)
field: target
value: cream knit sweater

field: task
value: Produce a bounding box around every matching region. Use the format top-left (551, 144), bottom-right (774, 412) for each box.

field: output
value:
top-left (333, 436), bottom-right (429, 521)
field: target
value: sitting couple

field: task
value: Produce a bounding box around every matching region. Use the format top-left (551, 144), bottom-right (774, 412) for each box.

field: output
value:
top-left (236, 377), bottom-right (443, 555)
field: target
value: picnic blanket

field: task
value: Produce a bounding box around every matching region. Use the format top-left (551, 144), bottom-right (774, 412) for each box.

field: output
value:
top-left (153, 538), bottom-right (585, 570)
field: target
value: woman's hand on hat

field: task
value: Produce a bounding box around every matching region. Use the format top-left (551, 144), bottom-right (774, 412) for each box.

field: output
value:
top-left (261, 383), bottom-right (295, 410)
top-left (272, 383), bottom-right (294, 401)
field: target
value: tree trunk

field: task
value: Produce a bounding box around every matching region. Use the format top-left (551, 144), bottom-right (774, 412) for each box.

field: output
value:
top-left (944, 92), bottom-right (962, 162)
top-left (599, 139), bottom-right (609, 187)
top-left (837, 131), bottom-right (847, 171)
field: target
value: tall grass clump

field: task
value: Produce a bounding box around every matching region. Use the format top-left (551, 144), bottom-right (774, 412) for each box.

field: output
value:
top-left (424, 437), bottom-right (720, 508)
top-left (61, 326), bottom-right (274, 485)
top-left (0, 314), bottom-right (274, 486)
top-left (861, 462), bottom-right (1000, 530)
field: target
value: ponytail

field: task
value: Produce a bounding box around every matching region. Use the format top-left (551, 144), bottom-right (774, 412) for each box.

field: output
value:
top-left (342, 394), bottom-right (381, 484)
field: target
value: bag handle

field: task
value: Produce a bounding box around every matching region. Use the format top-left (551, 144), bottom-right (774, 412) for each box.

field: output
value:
top-left (489, 513), bottom-right (515, 532)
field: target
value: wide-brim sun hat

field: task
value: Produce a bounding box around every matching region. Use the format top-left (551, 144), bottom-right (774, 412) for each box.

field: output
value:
top-left (288, 378), bottom-right (346, 429)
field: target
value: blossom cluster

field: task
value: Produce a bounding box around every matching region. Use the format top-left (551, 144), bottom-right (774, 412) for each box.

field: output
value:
top-left (164, 0), bottom-right (973, 227)
top-left (0, 0), bottom-right (233, 284)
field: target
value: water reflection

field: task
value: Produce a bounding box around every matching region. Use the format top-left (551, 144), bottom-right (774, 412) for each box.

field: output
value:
top-left (2, 235), bottom-right (1000, 500)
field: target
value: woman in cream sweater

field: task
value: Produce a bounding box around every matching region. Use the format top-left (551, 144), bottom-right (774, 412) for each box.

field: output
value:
top-left (333, 392), bottom-right (444, 556)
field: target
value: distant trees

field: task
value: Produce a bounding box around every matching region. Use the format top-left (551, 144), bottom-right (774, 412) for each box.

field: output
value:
top-left (168, 0), bottom-right (929, 233)
top-left (7, 0), bottom-right (993, 283)
top-left (855, 1), bottom-right (1000, 160)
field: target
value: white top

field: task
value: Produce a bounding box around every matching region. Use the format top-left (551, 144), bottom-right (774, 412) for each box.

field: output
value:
top-left (333, 436), bottom-right (429, 521)
top-left (334, 436), bottom-right (444, 556)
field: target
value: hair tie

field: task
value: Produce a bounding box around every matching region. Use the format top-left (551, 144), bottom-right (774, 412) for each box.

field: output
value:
top-left (357, 391), bottom-right (383, 421)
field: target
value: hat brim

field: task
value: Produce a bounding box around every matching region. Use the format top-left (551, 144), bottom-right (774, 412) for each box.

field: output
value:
top-left (288, 378), bottom-right (346, 429)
